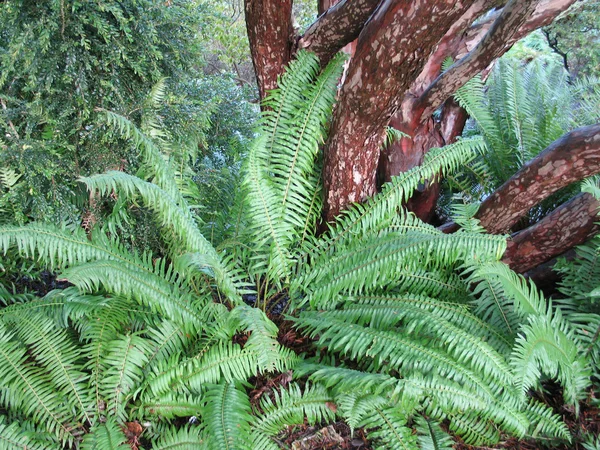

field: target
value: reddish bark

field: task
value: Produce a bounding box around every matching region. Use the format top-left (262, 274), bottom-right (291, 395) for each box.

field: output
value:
top-left (418, 0), bottom-right (538, 119)
top-left (404, 98), bottom-right (469, 222)
top-left (298, 0), bottom-right (380, 66)
top-left (322, 0), bottom-right (477, 221)
top-left (478, 124), bottom-right (600, 234)
top-left (244, 0), bottom-right (294, 100)
top-left (502, 193), bottom-right (600, 273)
top-left (382, 0), bottom-right (577, 189)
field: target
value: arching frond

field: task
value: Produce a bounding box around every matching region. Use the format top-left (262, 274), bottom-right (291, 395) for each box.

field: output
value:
top-left (0, 327), bottom-right (81, 445)
top-left (316, 137), bottom-right (486, 253)
top-left (151, 426), bottom-right (205, 450)
top-left (414, 416), bottom-right (454, 450)
top-left (80, 417), bottom-right (129, 450)
top-left (251, 383), bottom-right (334, 441)
top-left (81, 171), bottom-right (242, 301)
top-left (200, 382), bottom-right (252, 450)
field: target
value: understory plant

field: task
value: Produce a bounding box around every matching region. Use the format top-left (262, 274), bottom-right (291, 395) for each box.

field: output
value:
top-left (442, 57), bottom-right (600, 227)
top-left (0, 51), bottom-right (595, 449)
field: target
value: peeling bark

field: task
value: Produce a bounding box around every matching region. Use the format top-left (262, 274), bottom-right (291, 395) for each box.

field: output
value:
top-left (297, 0), bottom-right (380, 66)
top-left (322, 0), bottom-right (477, 221)
top-left (404, 98), bottom-right (469, 222)
top-left (418, 0), bottom-right (538, 119)
top-left (244, 0), bottom-right (294, 100)
top-left (478, 124), bottom-right (600, 234)
top-left (502, 193), bottom-right (600, 273)
top-left (381, 0), bottom-right (577, 188)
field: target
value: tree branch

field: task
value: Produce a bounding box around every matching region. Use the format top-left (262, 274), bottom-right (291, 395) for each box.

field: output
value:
top-left (296, 0), bottom-right (381, 66)
top-left (417, 0), bottom-right (538, 119)
top-left (478, 124), bottom-right (600, 234)
top-left (502, 193), bottom-right (600, 273)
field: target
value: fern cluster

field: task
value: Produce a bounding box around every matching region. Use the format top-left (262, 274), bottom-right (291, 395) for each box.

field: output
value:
top-left (443, 58), bottom-right (600, 226)
top-left (0, 51), bottom-right (595, 449)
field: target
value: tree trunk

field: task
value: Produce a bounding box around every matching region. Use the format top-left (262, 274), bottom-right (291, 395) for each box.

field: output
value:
top-left (322, 0), bottom-right (477, 221)
top-left (244, 0), bottom-right (294, 100)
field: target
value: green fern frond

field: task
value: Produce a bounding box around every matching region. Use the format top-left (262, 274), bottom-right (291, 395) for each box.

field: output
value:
top-left (447, 410), bottom-right (500, 446)
top-left (135, 392), bottom-right (202, 419)
top-left (317, 136), bottom-right (486, 251)
top-left (81, 171), bottom-right (241, 301)
top-left (251, 383), bottom-right (334, 438)
top-left (146, 342), bottom-right (257, 397)
top-left (0, 327), bottom-right (80, 445)
top-left (200, 382), bottom-right (252, 450)
top-left (511, 312), bottom-right (590, 407)
top-left (414, 416), bottom-right (453, 450)
top-left (229, 305), bottom-right (294, 373)
top-left (80, 417), bottom-right (129, 450)
top-left (302, 227), bottom-right (505, 308)
top-left (243, 51), bottom-right (344, 283)
top-left (294, 313), bottom-right (507, 402)
top-left (99, 333), bottom-right (151, 422)
top-left (524, 399), bottom-right (571, 442)
top-left (0, 417), bottom-right (54, 450)
top-left (1, 310), bottom-right (94, 424)
top-left (360, 405), bottom-right (417, 450)
top-left (151, 426), bottom-right (204, 450)
top-left (62, 259), bottom-right (215, 333)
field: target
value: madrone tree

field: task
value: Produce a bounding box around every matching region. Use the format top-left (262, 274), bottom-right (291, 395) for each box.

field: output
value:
top-left (244, 0), bottom-right (600, 276)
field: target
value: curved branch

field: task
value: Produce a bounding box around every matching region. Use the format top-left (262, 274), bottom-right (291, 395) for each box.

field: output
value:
top-left (502, 193), bottom-right (600, 273)
top-left (478, 124), bottom-right (600, 234)
top-left (297, 0), bottom-right (381, 66)
top-left (418, 0), bottom-right (538, 119)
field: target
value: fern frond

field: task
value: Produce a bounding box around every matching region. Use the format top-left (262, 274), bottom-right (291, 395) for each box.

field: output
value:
top-left (135, 392), bottom-right (202, 419)
top-left (0, 417), bottom-right (54, 450)
top-left (200, 382), bottom-right (252, 450)
top-left (294, 313), bottom-right (507, 402)
top-left (524, 399), bottom-right (571, 442)
top-left (511, 312), bottom-right (590, 407)
top-left (1, 310), bottom-right (94, 424)
top-left (447, 410), bottom-right (500, 446)
top-left (414, 416), bottom-right (453, 450)
top-left (99, 333), bottom-right (151, 422)
top-left (151, 426), bottom-right (204, 450)
top-left (302, 227), bottom-right (505, 307)
top-left (0, 327), bottom-right (80, 445)
top-left (81, 171), bottom-right (241, 301)
top-left (80, 417), bottom-right (129, 450)
top-left (62, 259), bottom-right (215, 333)
top-left (251, 383), bottom-right (334, 437)
top-left (316, 137), bottom-right (486, 252)
top-left (229, 305), bottom-right (294, 373)
top-left (360, 405), bottom-right (417, 450)
top-left (146, 342), bottom-right (257, 397)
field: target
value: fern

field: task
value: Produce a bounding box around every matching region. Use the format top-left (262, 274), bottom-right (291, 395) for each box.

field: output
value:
top-left (200, 382), bottom-right (253, 450)
top-left (80, 418), bottom-right (130, 450)
top-left (0, 50), bottom-right (593, 450)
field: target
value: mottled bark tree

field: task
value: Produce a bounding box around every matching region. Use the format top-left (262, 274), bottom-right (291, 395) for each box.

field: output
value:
top-left (243, 0), bottom-right (599, 274)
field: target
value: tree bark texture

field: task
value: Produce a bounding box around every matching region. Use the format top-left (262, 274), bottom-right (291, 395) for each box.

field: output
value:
top-left (298, 0), bottom-right (380, 67)
top-left (322, 0), bottom-right (477, 221)
top-left (502, 193), bottom-right (600, 273)
top-left (382, 0), bottom-right (577, 189)
top-left (244, 0), bottom-right (294, 100)
top-left (478, 124), bottom-right (600, 234)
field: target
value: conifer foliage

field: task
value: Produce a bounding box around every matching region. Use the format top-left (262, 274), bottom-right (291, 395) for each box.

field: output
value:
top-left (0, 51), bottom-right (596, 449)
